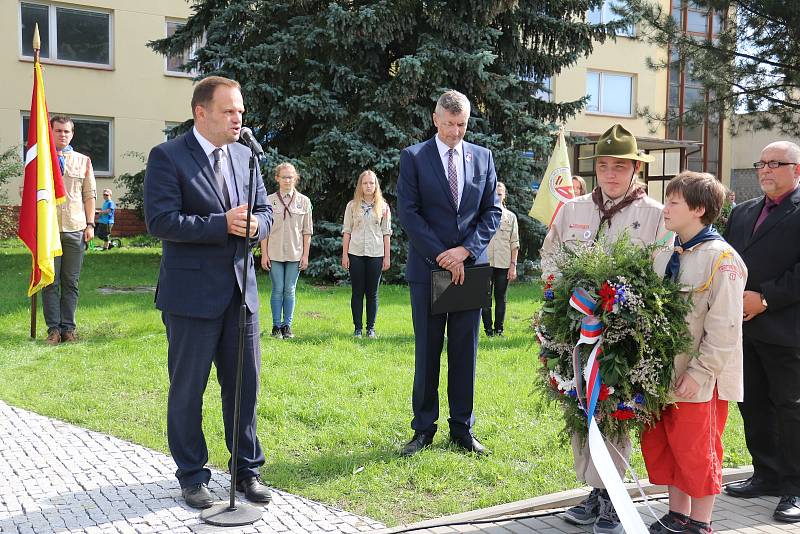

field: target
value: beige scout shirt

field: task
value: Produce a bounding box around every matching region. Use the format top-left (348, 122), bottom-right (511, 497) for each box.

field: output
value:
top-left (541, 192), bottom-right (671, 278)
top-left (342, 200), bottom-right (392, 257)
top-left (58, 150), bottom-right (96, 232)
top-left (266, 191), bottom-right (313, 262)
top-left (487, 207), bottom-right (519, 268)
top-left (653, 240), bottom-right (747, 403)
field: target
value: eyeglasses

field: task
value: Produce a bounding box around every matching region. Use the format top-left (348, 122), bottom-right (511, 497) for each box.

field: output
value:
top-left (278, 175), bottom-right (297, 180)
top-left (753, 161), bottom-right (799, 169)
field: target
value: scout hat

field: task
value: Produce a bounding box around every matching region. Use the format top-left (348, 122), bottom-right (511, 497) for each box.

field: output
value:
top-left (579, 124), bottom-right (654, 163)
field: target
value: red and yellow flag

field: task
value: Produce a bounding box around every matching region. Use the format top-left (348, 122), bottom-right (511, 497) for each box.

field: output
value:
top-left (17, 59), bottom-right (66, 297)
top-left (529, 130), bottom-right (574, 226)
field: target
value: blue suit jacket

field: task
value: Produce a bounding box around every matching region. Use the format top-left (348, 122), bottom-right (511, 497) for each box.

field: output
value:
top-left (397, 136), bottom-right (501, 284)
top-left (144, 132), bottom-right (272, 318)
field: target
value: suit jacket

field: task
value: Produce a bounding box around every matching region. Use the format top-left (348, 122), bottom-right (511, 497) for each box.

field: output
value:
top-left (144, 132), bottom-right (272, 319)
top-left (724, 186), bottom-right (800, 347)
top-left (397, 136), bottom-right (502, 284)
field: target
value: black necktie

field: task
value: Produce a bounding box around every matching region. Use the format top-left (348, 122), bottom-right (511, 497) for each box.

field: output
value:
top-left (212, 148), bottom-right (231, 209)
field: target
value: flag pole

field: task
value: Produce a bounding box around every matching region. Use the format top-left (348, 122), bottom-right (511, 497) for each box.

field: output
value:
top-left (29, 24), bottom-right (41, 340)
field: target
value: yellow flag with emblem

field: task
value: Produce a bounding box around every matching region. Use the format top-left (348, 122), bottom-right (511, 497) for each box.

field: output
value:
top-left (529, 130), bottom-right (574, 226)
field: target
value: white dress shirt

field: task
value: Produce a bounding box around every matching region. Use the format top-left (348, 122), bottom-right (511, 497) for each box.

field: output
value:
top-left (193, 127), bottom-right (239, 206)
top-left (434, 134), bottom-right (465, 208)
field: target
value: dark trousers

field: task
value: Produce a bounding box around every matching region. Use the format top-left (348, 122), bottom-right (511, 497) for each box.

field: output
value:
top-left (42, 230), bottom-right (85, 332)
top-left (162, 287), bottom-right (265, 488)
top-left (349, 254), bottom-right (383, 330)
top-left (481, 267), bottom-right (509, 332)
top-left (739, 336), bottom-right (800, 494)
top-left (409, 282), bottom-right (480, 437)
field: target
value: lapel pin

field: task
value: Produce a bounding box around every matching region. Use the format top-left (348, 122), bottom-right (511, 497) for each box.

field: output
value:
top-left (465, 153), bottom-right (472, 163)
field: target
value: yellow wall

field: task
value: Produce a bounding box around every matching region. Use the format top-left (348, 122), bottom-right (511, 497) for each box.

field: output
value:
top-left (0, 0), bottom-right (194, 201)
top-left (730, 120), bottom-right (800, 169)
top-left (554, 34), bottom-right (668, 140)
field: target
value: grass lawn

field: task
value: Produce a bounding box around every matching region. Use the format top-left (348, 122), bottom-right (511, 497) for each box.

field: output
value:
top-left (0, 242), bottom-right (751, 525)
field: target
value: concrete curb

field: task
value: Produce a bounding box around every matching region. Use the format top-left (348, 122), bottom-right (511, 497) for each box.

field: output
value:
top-left (379, 466), bottom-right (754, 533)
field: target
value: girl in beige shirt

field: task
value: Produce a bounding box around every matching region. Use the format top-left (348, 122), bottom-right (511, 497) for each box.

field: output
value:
top-left (341, 170), bottom-right (392, 338)
top-left (260, 163), bottom-right (313, 339)
top-left (481, 182), bottom-right (519, 337)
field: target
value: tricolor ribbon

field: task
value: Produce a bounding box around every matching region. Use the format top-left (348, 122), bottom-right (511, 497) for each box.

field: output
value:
top-left (569, 287), bottom-right (597, 315)
top-left (568, 288), bottom-right (648, 533)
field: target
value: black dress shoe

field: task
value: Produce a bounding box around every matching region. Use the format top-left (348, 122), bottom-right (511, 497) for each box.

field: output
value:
top-left (449, 434), bottom-right (489, 455)
top-left (724, 476), bottom-right (780, 498)
top-left (236, 475), bottom-right (272, 503)
top-left (775, 496), bottom-right (800, 523)
top-left (400, 432), bottom-right (434, 457)
top-left (182, 483), bottom-right (214, 509)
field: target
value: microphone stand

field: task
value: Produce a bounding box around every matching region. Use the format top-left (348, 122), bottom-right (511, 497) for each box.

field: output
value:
top-left (200, 148), bottom-right (264, 526)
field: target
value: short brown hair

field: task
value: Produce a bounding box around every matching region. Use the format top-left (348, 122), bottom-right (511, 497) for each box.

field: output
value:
top-left (50, 115), bottom-right (74, 128)
top-left (665, 171), bottom-right (725, 225)
top-left (191, 76), bottom-right (241, 117)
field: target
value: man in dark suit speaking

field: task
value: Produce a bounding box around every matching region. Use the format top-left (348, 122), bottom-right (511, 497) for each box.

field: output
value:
top-left (723, 141), bottom-right (800, 523)
top-left (397, 90), bottom-right (501, 457)
top-left (144, 76), bottom-right (273, 509)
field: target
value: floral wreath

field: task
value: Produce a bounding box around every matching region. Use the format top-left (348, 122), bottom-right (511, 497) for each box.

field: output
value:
top-left (534, 235), bottom-right (693, 441)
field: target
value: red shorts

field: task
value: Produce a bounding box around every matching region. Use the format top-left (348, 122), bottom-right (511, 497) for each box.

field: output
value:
top-left (641, 390), bottom-right (729, 498)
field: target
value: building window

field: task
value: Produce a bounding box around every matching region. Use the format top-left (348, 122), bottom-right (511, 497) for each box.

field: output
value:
top-left (22, 114), bottom-right (113, 176)
top-left (668, 0), bottom-right (726, 177)
top-left (165, 20), bottom-right (199, 76)
top-left (588, 0), bottom-right (635, 37)
top-left (586, 71), bottom-right (634, 116)
top-left (20, 2), bottom-right (111, 67)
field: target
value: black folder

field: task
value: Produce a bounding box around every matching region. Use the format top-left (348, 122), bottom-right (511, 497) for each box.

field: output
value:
top-left (430, 263), bottom-right (493, 315)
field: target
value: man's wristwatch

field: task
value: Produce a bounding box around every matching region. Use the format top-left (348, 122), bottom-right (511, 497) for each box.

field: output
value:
top-left (86, 223), bottom-right (95, 228)
top-left (760, 293), bottom-right (768, 309)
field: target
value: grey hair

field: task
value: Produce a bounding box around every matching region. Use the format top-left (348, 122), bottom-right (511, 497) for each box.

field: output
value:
top-left (764, 141), bottom-right (800, 163)
top-left (435, 90), bottom-right (471, 116)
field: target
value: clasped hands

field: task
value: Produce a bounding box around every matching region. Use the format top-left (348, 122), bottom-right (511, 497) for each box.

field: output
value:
top-left (226, 204), bottom-right (259, 238)
top-left (436, 246), bottom-right (470, 285)
top-left (742, 290), bottom-right (767, 322)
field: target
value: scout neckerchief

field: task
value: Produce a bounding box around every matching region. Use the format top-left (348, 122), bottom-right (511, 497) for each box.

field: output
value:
top-left (277, 189), bottom-right (296, 219)
top-left (664, 225), bottom-right (723, 282)
top-left (591, 184), bottom-right (645, 231)
top-left (57, 144), bottom-right (73, 174)
top-left (361, 200), bottom-right (375, 220)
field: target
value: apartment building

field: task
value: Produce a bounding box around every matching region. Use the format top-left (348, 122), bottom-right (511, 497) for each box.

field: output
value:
top-left (0, 0), bottom-right (194, 203)
top-left (550, 0), bottom-right (731, 202)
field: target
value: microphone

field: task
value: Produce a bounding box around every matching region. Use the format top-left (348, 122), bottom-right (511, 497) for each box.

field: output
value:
top-left (239, 127), bottom-right (264, 156)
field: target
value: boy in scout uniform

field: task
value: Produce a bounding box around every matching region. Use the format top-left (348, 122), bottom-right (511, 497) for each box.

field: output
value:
top-left (541, 124), bottom-right (670, 534)
top-left (646, 171), bottom-right (747, 534)
top-left (43, 115), bottom-right (96, 344)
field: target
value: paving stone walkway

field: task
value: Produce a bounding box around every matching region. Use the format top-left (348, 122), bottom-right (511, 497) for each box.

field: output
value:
top-left (3, 399), bottom-right (798, 534)
top-left (390, 491), bottom-right (800, 534)
top-left (0, 400), bottom-right (384, 534)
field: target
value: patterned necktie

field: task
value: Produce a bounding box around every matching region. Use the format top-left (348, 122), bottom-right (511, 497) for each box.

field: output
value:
top-left (212, 148), bottom-right (231, 209)
top-left (447, 148), bottom-right (458, 208)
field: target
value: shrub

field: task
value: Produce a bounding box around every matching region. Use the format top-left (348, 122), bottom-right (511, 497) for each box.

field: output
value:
top-left (0, 144), bottom-right (23, 206)
top-left (116, 152), bottom-right (147, 220)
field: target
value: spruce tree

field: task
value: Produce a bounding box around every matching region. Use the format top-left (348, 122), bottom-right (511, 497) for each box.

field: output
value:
top-left (150, 0), bottom-right (620, 269)
top-left (627, 0), bottom-right (800, 136)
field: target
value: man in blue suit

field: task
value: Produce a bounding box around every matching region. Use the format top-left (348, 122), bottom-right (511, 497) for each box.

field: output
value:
top-left (144, 76), bottom-right (273, 508)
top-left (397, 90), bottom-right (502, 456)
